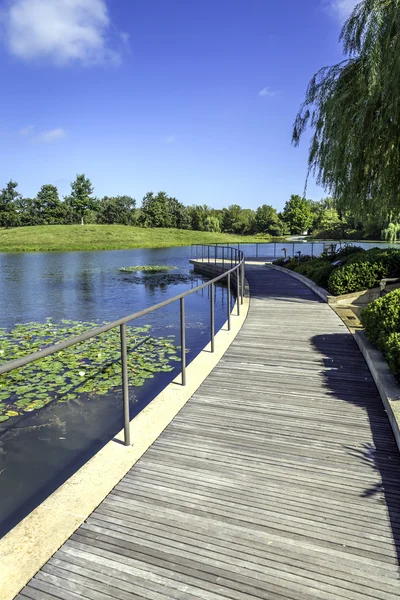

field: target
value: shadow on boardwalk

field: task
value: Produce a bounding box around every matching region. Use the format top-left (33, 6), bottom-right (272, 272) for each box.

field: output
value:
top-left (312, 332), bottom-right (400, 570)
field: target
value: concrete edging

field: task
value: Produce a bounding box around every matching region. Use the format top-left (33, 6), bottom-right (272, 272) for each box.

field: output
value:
top-left (354, 331), bottom-right (400, 453)
top-left (0, 276), bottom-right (250, 600)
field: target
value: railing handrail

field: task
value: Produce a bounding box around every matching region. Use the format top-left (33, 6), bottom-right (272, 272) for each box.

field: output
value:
top-left (0, 248), bottom-right (244, 377)
top-left (1, 244), bottom-right (244, 445)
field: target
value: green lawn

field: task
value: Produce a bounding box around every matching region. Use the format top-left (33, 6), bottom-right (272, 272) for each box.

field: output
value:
top-left (0, 225), bottom-right (271, 252)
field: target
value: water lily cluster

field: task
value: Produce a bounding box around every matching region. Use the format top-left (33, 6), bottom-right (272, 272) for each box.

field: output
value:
top-left (119, 265), bottom-right (175, 273)
top-left (0, 319), bottom-right (179, 423)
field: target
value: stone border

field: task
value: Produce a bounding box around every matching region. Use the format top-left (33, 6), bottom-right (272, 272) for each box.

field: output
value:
top-left (354, 331), bottom-right (400, 452)
top-left (266, 263), bottom-right (400, 454)
top-left (0, 276), bottom-right (250, 600)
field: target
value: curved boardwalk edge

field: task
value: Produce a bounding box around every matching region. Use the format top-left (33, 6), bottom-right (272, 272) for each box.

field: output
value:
top-left (13, 267), bottom-right (400, 599)
top-left (0, 287), bottom-right (249, 600)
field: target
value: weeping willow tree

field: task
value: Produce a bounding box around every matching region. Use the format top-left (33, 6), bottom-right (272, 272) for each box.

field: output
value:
top-left (293, 0), bottom-right (400, 219)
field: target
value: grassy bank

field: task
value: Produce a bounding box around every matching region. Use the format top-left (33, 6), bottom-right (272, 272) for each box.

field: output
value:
top-left (0, 225), bottom-right (272, 252)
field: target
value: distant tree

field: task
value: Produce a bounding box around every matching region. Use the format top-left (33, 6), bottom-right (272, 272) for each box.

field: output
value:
top-left (255, 204), bottom-right (286, 236)
top-left (67, 174), bottom-right (96, 225)
top-left (97, 196), bottom-right (136, 225)
top-left (140, 192), bottom-right (170, 228)
top-left (203, 216), bottom-right (221, 232)
top-left (221, 205), bottom-right (243, 234)
top-left (0, 180), bottom-right (21, 228)
top-left (282, 195), bottom-right (313, 234)
top-left (167, 197), bottom-right (191, 229)
top-left (188, 205), bottom-right (213, 231)
top-left (36, 184), bottom-right (64, 224)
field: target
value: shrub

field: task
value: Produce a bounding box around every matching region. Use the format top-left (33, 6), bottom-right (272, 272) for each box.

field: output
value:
top-left (273, 257), bottom-right (286, 266)
top-left (382, 333), bottom-right (400, 377)
top-left (361, 289), bottom-right (400, 350)
top-left (361, 290), bottom-right (400, 378)
top-left (329, 245), bottom-right (365, 262)
top-left (328, 261), bottom-right (388, 295)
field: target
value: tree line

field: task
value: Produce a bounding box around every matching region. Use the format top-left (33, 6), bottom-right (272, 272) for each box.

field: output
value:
top-left (0, 175), bottom-right (390, 239)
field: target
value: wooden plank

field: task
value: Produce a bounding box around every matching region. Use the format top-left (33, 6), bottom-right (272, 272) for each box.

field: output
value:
top-left (19, 266), bottom-right (400, 600)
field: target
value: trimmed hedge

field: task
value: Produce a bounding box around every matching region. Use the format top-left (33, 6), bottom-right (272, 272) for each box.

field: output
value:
top-left (327, 261), bottom-right (389, 295)
top-left (361, 290), bottom-right (400, 377)
top-left (273, 247), bottom-right (400, 295)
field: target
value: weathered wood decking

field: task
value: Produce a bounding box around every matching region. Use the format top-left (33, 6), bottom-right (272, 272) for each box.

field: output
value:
top-left (17, 267), bottom-right (400, 599)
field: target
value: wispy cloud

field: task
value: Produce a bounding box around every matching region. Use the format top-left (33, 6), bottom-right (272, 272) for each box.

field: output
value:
top-left (2, 0), bottom-right (127, 66)
top-left (18, 126), bottom-right (67, 143)
top-left (258, 87), bottom-right (277, 98)
top-left (37, 128), bottom-right (67, 142)
top-left (164, 135), bottom-right (177, 144)
top-left (323, 0), bottom-right (359, 22)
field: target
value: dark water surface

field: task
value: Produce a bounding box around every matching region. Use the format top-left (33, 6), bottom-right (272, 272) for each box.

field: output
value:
top-left (0, 247), bottom-right (232, 537)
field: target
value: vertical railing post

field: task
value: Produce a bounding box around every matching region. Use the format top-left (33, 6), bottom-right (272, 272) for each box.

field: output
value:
top-left (202, 245), bottom-right (205, 260)
top-left (207, 245), bottom-right (210, 263)
top-left (236, 267), bottom-right (240, 316)
top-left (215, 246), bottom-right (217, 265)
top-left (274, 242), bottom-right (276, 258)
top-left (120, 323), bottom-right (131, 447)
top-left (210, 282), bottom-right (215, 352)
top-left (311, 243), bottom-right (314, 258)
top-left (241, 260), bottom-right (245, 304)
top-left (227, 272), bottom-right (231, 331)
top-left (256, 243), bottom-right (258, 258)
top-left (180, 298), bottom-right (186, 386)
top-left (292, 242), bottom-right (295, 257)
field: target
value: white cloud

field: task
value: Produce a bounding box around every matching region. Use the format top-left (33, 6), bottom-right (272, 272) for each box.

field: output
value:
top-left (164, 135), bottom-right (177, 144)
top-left (258, 87), bottom-right (276, 98)
top-left (37, 128), bottom-right (67, 142)
top-left (324, 0), bottom-right (359, 22)
top-left (2, 0), bottom-right (124, 65)
top-left (18, 125), bottom-right (67, 142)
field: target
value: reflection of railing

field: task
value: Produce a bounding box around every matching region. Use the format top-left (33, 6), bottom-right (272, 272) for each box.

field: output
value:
top-left (0, 247), bottom-right (245, 446)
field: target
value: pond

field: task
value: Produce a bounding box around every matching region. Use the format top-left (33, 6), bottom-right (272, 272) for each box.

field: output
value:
top-left (0, 247), bottom-right (233, 537)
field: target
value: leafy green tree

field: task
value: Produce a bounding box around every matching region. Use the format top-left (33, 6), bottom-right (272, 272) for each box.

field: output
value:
top-left (282, 195), bottom-right (313, 234)
top-left (221, 205), bottom-right (243, 233)
top-left (255, 204), bottom-right (286, 236)
top-left (0, 181), bottom-right (21, 228)
top-left (67, 174), bottom-right (96, 225)
top-left (167, 197), bottom-right (191, 229)
top-left (188, 205), bottom-right (213, 231)
top-left (140, 192), bottom-right (170, 228)
top-left (293, 0), bottom-right (400, 216)
top-left (36, 184), bottom-right (64, 224)
top-left (203, 215), bottom-right (221, 232)
top-left (97, 196), bottom-right (136, 225)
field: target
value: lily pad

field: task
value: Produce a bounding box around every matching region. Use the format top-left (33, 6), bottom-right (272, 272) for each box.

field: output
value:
top-left (0, 319), bottom-right (180, 422)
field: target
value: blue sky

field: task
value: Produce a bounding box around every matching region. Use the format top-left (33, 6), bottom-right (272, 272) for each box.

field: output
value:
top-left (0, 0), bottom-right (358, 211)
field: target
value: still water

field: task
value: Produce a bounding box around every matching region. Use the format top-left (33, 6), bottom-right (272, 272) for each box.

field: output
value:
top-left (0, 247), bottom-right (232, 537)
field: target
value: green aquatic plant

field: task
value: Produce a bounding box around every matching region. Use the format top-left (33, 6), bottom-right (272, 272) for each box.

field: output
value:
top-left (122, 273), bottom-right (199, 286)
top-left (119, 265), bottom-right (175, 273)
top-left (0, 319), bottom-right (180, 423)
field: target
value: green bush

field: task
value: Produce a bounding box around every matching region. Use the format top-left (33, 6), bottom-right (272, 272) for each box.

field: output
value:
top-left (327, 261), bottom-right (388, 295)
top-left (361, 290), bottom-right (400, 377)
top-left (382, 333), bottom-right (400, 376)
top-left (361, 289), bottom-right (400, 349)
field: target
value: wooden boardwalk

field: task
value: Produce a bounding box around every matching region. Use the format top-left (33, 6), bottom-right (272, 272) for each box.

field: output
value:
top-left (17, 267), bottom-right (400, 600)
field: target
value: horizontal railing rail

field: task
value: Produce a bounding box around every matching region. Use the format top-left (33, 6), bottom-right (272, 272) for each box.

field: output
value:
top-left (192, 240), bottom-right (400, 260)
top-left (0, 246), bottom-right (245, 446)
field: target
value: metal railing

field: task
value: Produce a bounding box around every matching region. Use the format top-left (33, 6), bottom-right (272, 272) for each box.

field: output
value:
top-left (194, 240), bottom-right (400, 259)
top-left (0, 246), bottom-right (245, 447)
